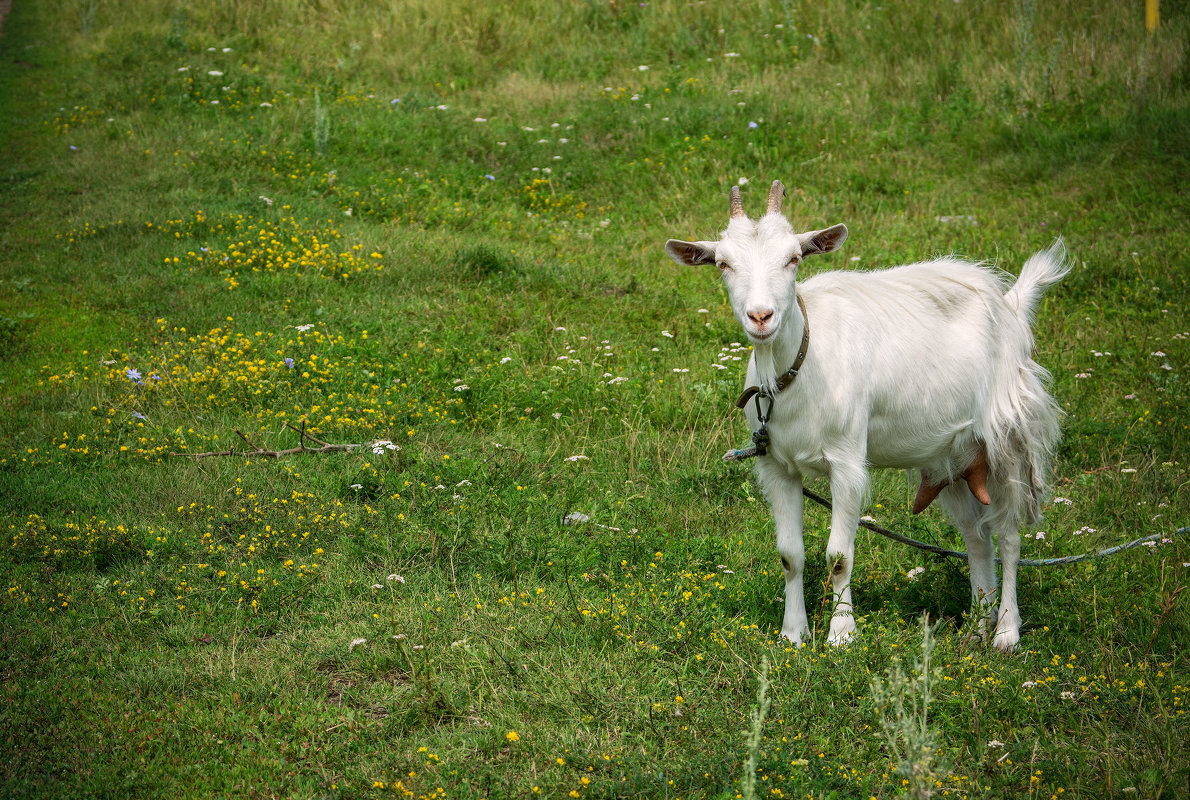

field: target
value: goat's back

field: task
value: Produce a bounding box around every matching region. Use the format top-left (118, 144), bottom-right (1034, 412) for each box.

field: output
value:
top-left (776, 257), bottom-right (1056, 482)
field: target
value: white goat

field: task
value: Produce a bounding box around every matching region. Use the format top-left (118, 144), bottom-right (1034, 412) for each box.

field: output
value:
top-left (666, 180), bottom-right (1067, 651)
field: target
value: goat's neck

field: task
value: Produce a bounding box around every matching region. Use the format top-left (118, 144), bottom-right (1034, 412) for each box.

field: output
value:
top-left (752, 296), bottom-right (808, 393)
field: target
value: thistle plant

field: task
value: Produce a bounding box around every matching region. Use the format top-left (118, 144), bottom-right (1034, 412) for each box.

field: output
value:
top-left (313, 89), bottom-right (330, 156)
top-left (869, 616), bottom-right (947, 799)
top-left (740, 656), bottom-right (772, 800)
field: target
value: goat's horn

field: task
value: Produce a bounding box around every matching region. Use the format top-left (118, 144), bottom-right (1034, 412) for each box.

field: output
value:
top-left (729, 185), bottom-right (745, 218)
top-left (767, 180), bottom-right (786, 215)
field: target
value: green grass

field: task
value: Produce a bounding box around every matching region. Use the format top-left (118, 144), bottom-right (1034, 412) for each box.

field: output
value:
top-left (1, 1), bottom-right (1188, 798)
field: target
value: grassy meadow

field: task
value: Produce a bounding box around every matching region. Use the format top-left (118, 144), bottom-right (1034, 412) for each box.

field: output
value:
top-left (1, 0), bottom-right (1188, 797)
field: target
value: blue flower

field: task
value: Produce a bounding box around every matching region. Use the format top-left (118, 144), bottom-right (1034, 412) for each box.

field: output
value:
top-left (125, 367), bottom-right (142, 382)
top-left (284, 358), bottom-right (295, 369)
top-left (132, 411), bottom-right (147, 420)
top-left (748, 121), bottom-right (758, 129)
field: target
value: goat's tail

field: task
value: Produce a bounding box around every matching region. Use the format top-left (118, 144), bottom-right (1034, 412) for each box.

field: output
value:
top-left (1005, 239), bottom-right (1070, 327)
top-left (985, 239), bottom-right (1068, 525)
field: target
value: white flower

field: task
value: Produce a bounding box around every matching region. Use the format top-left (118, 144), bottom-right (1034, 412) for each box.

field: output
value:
top-left (350, 484), bottom-right (363, 491)
top-left (372, 584), bottom-right (383, 589)
top-left (563, 512), bottom-right (590, 525)
top-left (564, 455), bottom-right (589, 462)
top-left (661, 330), bottom-right (674, 338)
top-left (906, 566), bottom-right (925, 581)
top-left (638, 65), bottom-right (649, 71)
top-left (387, 574), bottom-right (405, 584)
top-left (1060, 691), bottom-right (1076, 700)
top-left (293, 323), bottom-right (315, 332)
top-left (737, 177), bottom-right (750, 186)
top-left (500, 356), bottom-right (512, 364)
top-left (1022, 681), bottom-right (1037, 689)
top-left (1034, 531), bottom-right (1046, 540)
top-left (986, 740), bottom-right (1004, 749)
top-left (349, 637), bottom-right (367, 651)
top-left (208, 70), bottom-right (224, 76)
top-left (1053, 497), bottom-right (1073, 505)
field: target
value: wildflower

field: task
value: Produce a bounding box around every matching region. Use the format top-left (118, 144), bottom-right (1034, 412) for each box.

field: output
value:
top-left (661, 330), bottom-right (674, 338)
top-left (1022, 681), bottom-right (1038, 689)
top-left (1053, 497), bottom-right (1073, 505)
top-left (563, 512), bottom-right (590, 525)
top-left (371, 439), bottom-right (397, 455)
top-left (749, 121), bottom-right (758, 129)
top-left (348, 637), bottom-right (367, 651)
top-left (453, 384), bottom-right (468, 392)
top-left (987, 740), bottom-right (1004, 749)
top-left (564, 455), bottom-right (589, 462)
top-left (1060, 691), bottom-right (1076, 700)
top-left (293, 323), bottom-right (315, 332)
top-left (1034, 531), bottom-right (1046, 540)
top-left (208, 70), bottom-right (223, 76)
top-left (737, 177), bottom-right (750, 186)
top-left (132, 411), bottom-right (147, 421)
top-left (387, 574), bottom-right (405, 584)
top-left (506, 731), bottom-right (520, 743)
top-left (284, 357), bottom-right (294, 369)
top-left (638, 65), bottom-right (649, 71)
top-left (906, 566), bottom-right (925, 581)
top-left (125, 367), bottom-right (142, 382)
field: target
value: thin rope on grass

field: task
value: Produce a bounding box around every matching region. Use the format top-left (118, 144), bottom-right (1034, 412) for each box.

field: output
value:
top-left (800, 487), bottom-right (1188, 567)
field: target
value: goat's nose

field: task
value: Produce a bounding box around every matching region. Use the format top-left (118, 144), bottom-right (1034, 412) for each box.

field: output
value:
top-left (747, 308), bottom-right (774, 327)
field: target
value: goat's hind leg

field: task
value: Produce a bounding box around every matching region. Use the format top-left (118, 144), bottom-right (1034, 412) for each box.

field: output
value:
top-left (939, 484), bottom-right (999, 642)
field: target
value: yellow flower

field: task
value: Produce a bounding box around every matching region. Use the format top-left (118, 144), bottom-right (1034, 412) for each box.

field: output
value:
top-left (506, 731), bottom-right (520, 743)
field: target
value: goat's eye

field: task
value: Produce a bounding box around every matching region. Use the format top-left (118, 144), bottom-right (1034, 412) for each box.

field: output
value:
top-left (717, 261), bottom-right (731, 272)
top-left (786, 256), bottom-right (801, 269)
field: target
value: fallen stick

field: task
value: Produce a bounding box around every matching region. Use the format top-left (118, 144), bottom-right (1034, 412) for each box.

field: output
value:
top-left (171, 421), bottom-right (362, 459)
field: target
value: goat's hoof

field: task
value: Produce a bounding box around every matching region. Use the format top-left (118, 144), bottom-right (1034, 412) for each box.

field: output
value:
top-left (993, 628), bottom-right (1020, 652)
top-left (826, 621), bottom-right (856, 647)
top-left (781, 627), bottom-right (810, 648)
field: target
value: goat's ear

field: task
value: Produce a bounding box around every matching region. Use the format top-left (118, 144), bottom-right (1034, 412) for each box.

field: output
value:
top-left (665, 239), bottom-right (718, 266)
top-left (799, 224), bottom-right (848, 257)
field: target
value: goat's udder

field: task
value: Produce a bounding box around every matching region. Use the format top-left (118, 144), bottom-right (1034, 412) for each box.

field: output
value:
top-left (911, 447), bottom-right (991, 514)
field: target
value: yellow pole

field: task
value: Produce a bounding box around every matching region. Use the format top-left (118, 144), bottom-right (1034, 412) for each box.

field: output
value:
top-left (1146, 0), bottom-right (1160, 32)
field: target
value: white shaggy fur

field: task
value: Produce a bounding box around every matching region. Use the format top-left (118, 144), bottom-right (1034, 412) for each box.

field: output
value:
top-left (666, 182), bottom-right (1067, 650)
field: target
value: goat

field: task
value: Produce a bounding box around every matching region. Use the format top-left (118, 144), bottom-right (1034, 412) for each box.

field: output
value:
top-left (666, 180), bottom-right (1067, 650)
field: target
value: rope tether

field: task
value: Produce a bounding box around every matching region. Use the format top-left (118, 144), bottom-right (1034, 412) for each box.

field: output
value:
top-left (799, 487), bottom-right (1187, 567)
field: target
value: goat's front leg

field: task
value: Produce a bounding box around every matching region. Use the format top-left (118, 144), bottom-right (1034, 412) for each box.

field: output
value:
top-left (825, 459), bottom-right (868, 645)
top-left (759, 465), bottom-right (809, 645)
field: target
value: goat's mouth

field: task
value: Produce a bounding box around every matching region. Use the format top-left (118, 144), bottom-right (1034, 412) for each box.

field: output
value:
top-left (747, 328), bottom-right (776, 343)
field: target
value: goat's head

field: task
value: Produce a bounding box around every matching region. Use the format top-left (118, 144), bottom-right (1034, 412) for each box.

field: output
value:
top-left (666, 180), bottom-right (848, 344)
